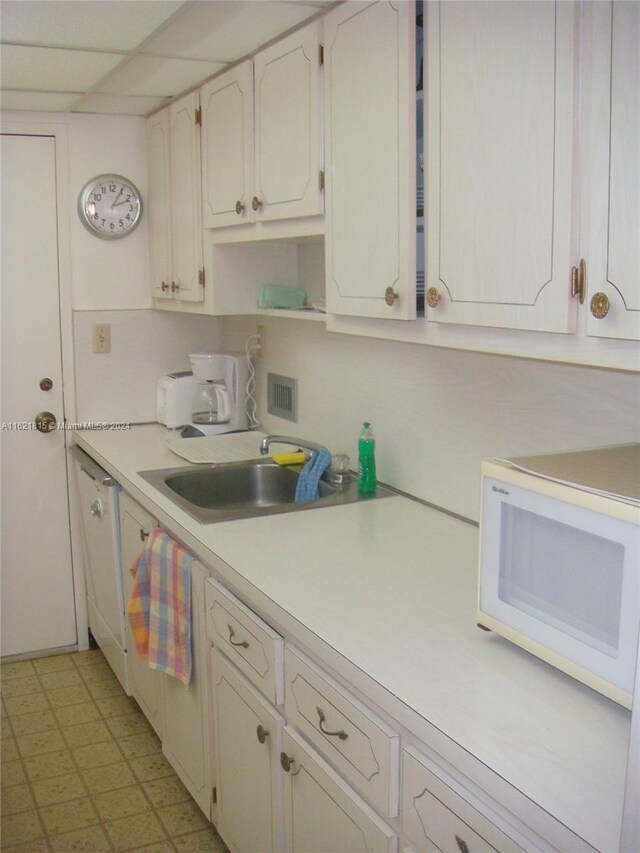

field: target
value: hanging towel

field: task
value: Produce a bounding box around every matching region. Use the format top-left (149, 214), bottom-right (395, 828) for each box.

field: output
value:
top-left (127, 527), bottom-right (193, 687)
top-left (294, 447), bottom-right (332, 502)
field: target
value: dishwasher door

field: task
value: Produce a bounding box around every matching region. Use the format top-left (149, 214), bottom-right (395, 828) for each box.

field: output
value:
top-left (73, 447), bottom-right (129, 693)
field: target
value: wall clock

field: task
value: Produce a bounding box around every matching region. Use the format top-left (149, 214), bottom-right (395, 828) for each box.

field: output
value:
top-left (77, 174), bottom-right (143, 239)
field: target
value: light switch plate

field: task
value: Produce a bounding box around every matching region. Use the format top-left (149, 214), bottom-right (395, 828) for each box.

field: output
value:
top-left (92, 323), bottom-right (111, 353)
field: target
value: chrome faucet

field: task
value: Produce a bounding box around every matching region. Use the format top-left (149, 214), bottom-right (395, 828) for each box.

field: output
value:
top-left (260, 435), bottom-right (323, 457)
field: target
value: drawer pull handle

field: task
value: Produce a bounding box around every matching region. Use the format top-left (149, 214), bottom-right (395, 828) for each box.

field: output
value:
top-left (227, 624), bottom-right (249, 649)
top-left (256, 725), bottom-right (269, 744)
top-left (316, 706), bottom-right (348, 740)
top-left (455, 835), bottom-right (469, 853)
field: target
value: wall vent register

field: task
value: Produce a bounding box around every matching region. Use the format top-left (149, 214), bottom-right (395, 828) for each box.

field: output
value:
top-left (268, 373), bottom-right (297, 422)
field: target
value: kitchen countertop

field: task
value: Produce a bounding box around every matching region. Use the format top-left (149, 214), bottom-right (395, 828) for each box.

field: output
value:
top-left (73, 425), bottom-right (631, 852)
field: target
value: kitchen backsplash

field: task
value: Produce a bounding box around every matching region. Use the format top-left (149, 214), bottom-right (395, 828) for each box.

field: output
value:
top-left (221, 315), bottom-right (640, 521)
top-left (73, 310), bottom-right (220, 424)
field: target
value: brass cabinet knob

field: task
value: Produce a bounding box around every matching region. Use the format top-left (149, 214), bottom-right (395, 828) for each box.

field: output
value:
top-left (161, 281), bottom-right (169, 292)
top-left (455, 835), bottom-right (469, 853)
top-left (280, 752), bottom-right (295, 773)
top-left (235, 200), bottom-right (245, 215)
top-left (139, 529), bottom-right (149, 542)
top-left (590, 292), bottom-right (611, 319)
top-left (256, 725), bottom-right (269, 744)
top-left (426, 287), bottom-right (442, 308)
top-left (384, 287), bottom-right (399, 306)
top-left (251, 195), bottom-right (262, 211)
top-left (34, 411), bottom-right (57, 433)
top-left (39, 378), bottom-right (53, 391)
top-left (171, 281), bottom-right (179, 293)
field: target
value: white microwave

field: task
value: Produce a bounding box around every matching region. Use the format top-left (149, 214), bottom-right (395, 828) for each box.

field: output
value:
top-left (478, 446), bottom-right (640, 708)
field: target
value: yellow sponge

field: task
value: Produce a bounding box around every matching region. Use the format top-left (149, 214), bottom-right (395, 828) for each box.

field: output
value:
top-left (272, 451), bottom-right (307, 466)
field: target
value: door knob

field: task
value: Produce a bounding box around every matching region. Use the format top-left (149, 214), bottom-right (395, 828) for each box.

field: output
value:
top-left (235, 200), bottom-right (245, 215)
top-left (280, 752), bottom-right (295, 772)
top-left (251, 195), bottom-right (262, 211)
top-left (426, 287), bottom-right (442, 308)
top-left (590, 292), bottom-right (610, 319)
top-left (384, 287), bottom-right (399, 306)
top-left (256, 725), bottom-right (269, 744)
top-left (39, 378), bottom-right (53, 391)
top-left (34, 411), bottom-right (57, 432)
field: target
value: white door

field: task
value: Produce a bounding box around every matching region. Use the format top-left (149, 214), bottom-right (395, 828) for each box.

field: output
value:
top-left (1, 134), bottom-right (77, 656)
top-left (146, 109), bottom-right (173, 301)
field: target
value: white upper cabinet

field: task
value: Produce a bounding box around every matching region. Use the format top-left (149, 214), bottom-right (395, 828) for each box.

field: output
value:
top-left (324, 1), bottom-right (416, 320)
top-left (201, 61), bottom-right (254, 229)
top-left (201, 21), bottom-right (323, 230)
top-left (425, 1), bottom-right (577, 332)
top-left (146, 91), bottom-right (204, 304)
top-left (584, 1), bottom-right (640, 342)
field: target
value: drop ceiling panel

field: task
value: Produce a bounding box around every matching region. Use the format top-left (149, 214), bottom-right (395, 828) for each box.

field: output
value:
top-left (140, 1), bottom-right (320, 62)
top-left (98, 55), bottom-right (226, 98)
top-left (75, 93), bottom-right (169, 116)
top-left (1, 45), bottom-right (126, 93)
top-left (0, 0), bottom-right (185, 51)
top-left (0, 90), bottom-right (82, 112)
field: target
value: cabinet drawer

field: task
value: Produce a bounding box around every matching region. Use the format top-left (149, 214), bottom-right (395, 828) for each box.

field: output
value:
top-left (402, 748), bottom-right (524, 853)
top-left (205, 579), bottom-right (284, 705)
top-left (284, 645), bottom-right (399, 818)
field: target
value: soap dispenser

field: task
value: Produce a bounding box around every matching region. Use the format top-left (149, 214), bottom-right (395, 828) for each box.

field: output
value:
top-left (357, 422), bottom-right (377, 495)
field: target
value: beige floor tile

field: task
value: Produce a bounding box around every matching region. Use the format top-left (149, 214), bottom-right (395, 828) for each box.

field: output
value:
top-left (3, 692), bottom-right (49, 716)
top-left (32, 771), bottom-right (88, 807)
top-left (128, 843), bottom-right (175, 853)
top-left (71, 650), bottom-right (105, 669)
top-left (54, 702), bottom-right (101, 728)
top-left (46, 684), bottom-right (92, 709)
top-left (0, 676), bottom-right (42, 699)
top-left (0, 661), bottom-right (36, 681)
top-left (23, 749), bottom-right (76, 782)
top-left (78, 663), bottom-right (119, 685)
top-left (8, 709), bottom-right (58, 737)
top-left (38, 669), bottom-right (84, 691)
top-left (0, 810), bottom-right (45, 847)
top-left (81, 759), bottom-right (137, 794)
top-left (85, 679), bottom-right (124, 700)
top-left (173, 828), bottom-right (229, 853)
top-left (1, 716), bottom-right (13, 739)
top-left (71, 739), bottom-right (123, 770)
top-left (1, 759), bottom-right (27, 788)
top-left (143, 776), bottom-right (191, 809)
top-left (1, 840), bottom-right (50, 853)
top-left (32, 655), bottom-right (76, 675)
top-left (116, 730), bottom-right (162, 760)
top-left (129, 752), bottom-right (176, 783)
top-left (1, 782), bottom-right (36, 815)
top-left (62, 719), bottom-right (111, 749)
top-left (16, 729), bottom-right (66, 758)
top-left (48, 824), bottom-right (112, 853)
top-left (104, 810), bottom-right (167, 851)
top-left (94, 783), bottom-right (151, 821)
top-left (157, 800), bottom-right (210, 838)
top-left (95, 693), bottom-right (140, 719)
top-left (106, 712), bottom-right (153, 739)
top-left (1, 738), bottom-right (19, 761)
top-left (39, 795), bottom-right (99, 836)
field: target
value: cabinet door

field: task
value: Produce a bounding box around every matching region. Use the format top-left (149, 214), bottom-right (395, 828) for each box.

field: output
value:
top-left (146, 109), bottom-right (172, 301)
top-left (584, 1), bottom-right (640, 341)
top-left (201, 61), bottom-right (255, 229)
top-left (325, 0), bottom-right (416, 320)
top-left (281, 727), bottom-right (397, 853)
top-left (162, 560), bottom-right (212, 818)
top-left (254, 21), bottom-right (323, 222)
top-left (119, 494), bottom-right (163, 736)
top-left (425, 1), bottom-right (577, 332)
top-left (169, 92), bottom-right (203, 302)
top-left (212, 649), bottom-right (284, 853)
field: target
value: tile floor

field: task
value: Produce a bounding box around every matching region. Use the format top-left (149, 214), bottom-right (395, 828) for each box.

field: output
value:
top-left (1, 649), bottom-right (228, 853)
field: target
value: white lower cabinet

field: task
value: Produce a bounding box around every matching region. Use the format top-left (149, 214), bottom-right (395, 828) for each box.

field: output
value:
top-left (162, 559), bottom-right (213, 817)
top-left (211, 649), bottom-right (285, 852)
top-left (281, 726), bottom-right (397, 853)
top-left (401, 748), bottom-right (523, 853)
top-left (119, 493), bottom-right (163, 736)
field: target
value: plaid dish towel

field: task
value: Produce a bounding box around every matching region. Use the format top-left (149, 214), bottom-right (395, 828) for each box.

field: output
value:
top-left (127, 527), bottom-right (193, 687)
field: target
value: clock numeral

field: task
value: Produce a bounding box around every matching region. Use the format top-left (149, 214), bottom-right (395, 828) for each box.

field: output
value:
top-left (94, 192), bottom-right (102, 201)
top-left (109, 183), bottom-right (117, 192)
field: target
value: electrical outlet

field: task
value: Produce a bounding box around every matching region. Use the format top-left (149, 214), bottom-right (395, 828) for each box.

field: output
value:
top-left (92, 323), bottom-right (111, 354)
top-left (256, 324), bottom-right (266, 358)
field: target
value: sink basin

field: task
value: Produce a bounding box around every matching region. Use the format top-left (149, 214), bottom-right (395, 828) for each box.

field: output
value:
top-left (138, 458), bottom-right (392, 524)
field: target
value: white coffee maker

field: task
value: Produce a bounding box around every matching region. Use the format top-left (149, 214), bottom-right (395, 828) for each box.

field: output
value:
top-left (186, 352), bottom-right (249, 436)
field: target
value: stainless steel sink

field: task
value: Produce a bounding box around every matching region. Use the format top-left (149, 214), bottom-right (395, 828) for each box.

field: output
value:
top-left (138, 458), bottom-right (392, 524)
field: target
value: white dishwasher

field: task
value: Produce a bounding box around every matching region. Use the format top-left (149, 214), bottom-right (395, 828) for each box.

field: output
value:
top-left (73, 447), bottom-right (129, 693)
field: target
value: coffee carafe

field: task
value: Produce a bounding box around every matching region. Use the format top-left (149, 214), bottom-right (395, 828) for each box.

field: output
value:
top-left (186, 352), bottom-right (249, 437)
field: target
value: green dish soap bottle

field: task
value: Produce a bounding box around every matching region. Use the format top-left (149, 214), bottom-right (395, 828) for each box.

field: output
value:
top-left (358, 422), bottom-right (377, 496)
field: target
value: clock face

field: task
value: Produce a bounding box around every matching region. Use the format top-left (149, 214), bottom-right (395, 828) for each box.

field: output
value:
top-left (78, 174), bottom-right (142, 239)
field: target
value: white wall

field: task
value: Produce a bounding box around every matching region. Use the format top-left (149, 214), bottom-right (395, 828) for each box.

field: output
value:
top-left (221, 313), bottom-right (640, 521)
